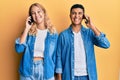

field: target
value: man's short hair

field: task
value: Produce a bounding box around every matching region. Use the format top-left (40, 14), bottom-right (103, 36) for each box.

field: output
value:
top-left (70, 4), bottom-right (85, 13)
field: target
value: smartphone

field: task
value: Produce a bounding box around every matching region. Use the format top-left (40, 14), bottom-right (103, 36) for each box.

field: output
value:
top-left (83, 14), bottom-right (89, 24)
top-left (28, 16), bottom-right (33, 25)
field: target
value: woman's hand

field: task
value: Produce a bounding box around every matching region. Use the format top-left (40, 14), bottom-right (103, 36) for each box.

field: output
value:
top-left (20, 17), bottom-right (33, 44)
top-left (25, 16), bottom-right (33, 30)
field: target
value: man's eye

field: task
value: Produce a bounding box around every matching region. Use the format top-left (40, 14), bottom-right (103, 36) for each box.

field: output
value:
top-left (72, 12), bottom-right (75, 14)
top-left (78, 12), bottom-right (82, 15)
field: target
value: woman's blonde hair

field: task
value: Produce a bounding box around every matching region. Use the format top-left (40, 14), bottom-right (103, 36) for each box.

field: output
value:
top-left (28, 3), bottom-right (55, 35)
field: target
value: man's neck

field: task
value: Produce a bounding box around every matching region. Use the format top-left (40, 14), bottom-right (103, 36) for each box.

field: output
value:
top-left (72, 24), bottom-right (82, 33)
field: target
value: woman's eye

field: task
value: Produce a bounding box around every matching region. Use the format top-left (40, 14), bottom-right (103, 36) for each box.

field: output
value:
top-left (38, 11), bottom-right (40, 13)
top-left (38, 10), bottom-right (42, 14)
top-left (31, 12), bottom-right (35, 15)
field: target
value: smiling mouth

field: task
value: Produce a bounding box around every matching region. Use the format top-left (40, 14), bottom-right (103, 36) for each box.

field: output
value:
top-left (74, 19), bottom-right (80, 21)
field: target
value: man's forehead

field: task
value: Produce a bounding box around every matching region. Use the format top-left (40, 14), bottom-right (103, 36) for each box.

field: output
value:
top-left (71, 8), bottom-right (83, 12)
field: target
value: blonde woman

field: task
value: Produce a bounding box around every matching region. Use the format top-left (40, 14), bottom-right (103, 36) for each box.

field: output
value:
top-left (15, 3), bottom-right (58, 80)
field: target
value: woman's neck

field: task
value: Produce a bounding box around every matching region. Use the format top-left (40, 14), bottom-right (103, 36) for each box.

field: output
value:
top-left (36, 23), bottom-right (46, 30)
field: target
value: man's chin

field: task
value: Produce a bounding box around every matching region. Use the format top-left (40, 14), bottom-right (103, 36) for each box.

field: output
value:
top-left (72, 23), bottom-right (81, 26)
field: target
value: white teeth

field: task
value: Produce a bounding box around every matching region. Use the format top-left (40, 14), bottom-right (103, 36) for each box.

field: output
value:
top-left (75, 19), bottom-right (79, 21)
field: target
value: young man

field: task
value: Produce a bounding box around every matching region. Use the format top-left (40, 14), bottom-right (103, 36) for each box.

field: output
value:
top-left (55, 4), bottom-right (110, 80)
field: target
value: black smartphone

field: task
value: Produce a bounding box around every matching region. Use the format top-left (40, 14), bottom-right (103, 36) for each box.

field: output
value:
top-left (28, 16), bottom-right (33, 25)
top-left (83, 14), bottom-right (89, 24)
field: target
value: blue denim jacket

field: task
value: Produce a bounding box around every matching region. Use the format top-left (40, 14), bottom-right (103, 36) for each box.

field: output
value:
top-left (55, 25), bottom-right (110, 80)
top-left (15, 30), bottom-right (58, 80)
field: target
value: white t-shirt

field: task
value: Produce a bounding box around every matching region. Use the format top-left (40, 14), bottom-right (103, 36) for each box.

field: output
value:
top-left (73, 31), bottom-right (88, 76)
top-left (34, 29), bottom-right (48, 57)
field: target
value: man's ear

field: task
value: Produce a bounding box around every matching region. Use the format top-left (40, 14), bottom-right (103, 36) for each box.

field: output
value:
top-left (82, 14), bottom-right (85, 19)
top-left (69, 14), bottom-right (71, 19)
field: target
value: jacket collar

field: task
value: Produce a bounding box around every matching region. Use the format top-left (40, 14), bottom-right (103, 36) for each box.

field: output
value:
top-left (68, 24), bottom-right (86, 34)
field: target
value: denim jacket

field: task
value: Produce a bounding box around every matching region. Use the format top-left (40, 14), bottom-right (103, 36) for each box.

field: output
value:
top-left (15, 30), bottom-right (58, 80)
top-left (55, 25), bottom-right (110, 80)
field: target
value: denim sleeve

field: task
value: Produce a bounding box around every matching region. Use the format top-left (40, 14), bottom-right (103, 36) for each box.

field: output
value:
top-left (15, 37), bottom-right (27, 54)
top-left (55, 34), bottom-right (63, 74)
top-left (52, 33), bottom-right (58, 65)
top-left (91, 30), bottom-right (110, 48)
